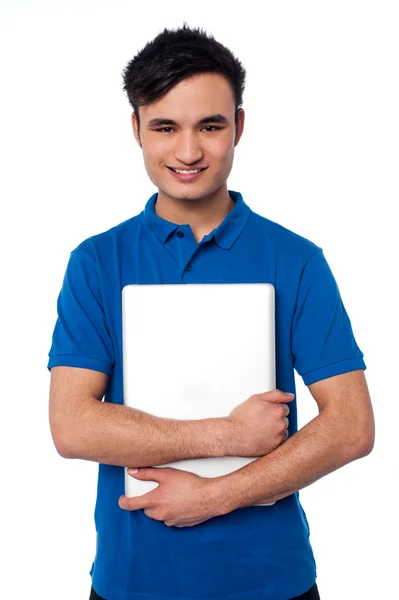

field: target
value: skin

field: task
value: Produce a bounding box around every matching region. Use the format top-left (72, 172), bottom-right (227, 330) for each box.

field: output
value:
top-left (119, 371), bottom-right (374, 527)
top-left (117, 74), bottom-right (375, 526)
top-left (131, 72), bottom-right (245, 243)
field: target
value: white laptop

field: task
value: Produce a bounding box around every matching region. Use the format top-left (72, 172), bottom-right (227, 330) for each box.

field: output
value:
top-left (122, 282), bottom-right (276, 507)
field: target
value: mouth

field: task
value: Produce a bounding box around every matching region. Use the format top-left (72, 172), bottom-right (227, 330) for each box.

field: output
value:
top-left (167, 166), bottom-right (208, 182)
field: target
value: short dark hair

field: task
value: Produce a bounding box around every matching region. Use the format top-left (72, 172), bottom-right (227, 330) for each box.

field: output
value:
top-left (121, 23), bottom-right (246, 135)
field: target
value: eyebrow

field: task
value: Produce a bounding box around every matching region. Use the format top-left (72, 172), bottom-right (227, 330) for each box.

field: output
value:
top-left (147, 114), bottom-right (229, 128)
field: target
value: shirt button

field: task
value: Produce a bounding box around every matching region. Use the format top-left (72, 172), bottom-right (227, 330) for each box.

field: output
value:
top-left (176, 231), bottom-right (184, 238)
top-left (185, 265), bottom-right (192, 272)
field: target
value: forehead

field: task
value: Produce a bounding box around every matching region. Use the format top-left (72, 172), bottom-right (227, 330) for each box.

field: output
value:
top-left (141, 73), bottom-right (235, 123)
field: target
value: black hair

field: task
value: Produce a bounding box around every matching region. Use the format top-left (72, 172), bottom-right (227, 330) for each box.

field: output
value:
top-left (121, 23), bottom-right (246, 137)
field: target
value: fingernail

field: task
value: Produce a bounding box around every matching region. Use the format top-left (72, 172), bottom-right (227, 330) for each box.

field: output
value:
top-left (284, 392), bottom-right (294, 396)
top-left (128, 468), bottom-right (139, 473)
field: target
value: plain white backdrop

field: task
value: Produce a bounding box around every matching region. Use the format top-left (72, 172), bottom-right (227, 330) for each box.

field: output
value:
top-left (1, 1), bottom-right (398, 599)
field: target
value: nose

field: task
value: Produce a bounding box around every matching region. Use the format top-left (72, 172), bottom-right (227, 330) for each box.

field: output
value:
top-left (174, 132), bottom-right (204, 165)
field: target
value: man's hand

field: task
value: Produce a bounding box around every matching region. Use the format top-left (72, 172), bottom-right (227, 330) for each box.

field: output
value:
top-left (118, 389), bottom-right (295, 527)
top-left (119, 467), bottom-right (223, 527)
top-left (226, 389), bottom-right (295, 457)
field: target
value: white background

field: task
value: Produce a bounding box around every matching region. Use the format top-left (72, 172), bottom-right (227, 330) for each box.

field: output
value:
top-left (1, 1), bottom-right (398, 599)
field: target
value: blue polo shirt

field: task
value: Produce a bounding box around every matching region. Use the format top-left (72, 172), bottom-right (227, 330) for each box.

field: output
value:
top-left (47, 190), bottom-right (366, 600)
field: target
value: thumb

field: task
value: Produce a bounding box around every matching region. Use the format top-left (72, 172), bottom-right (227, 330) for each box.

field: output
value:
top-left (127, 467), bottom-right (161, 481)
top-left (261, 389), bottom-right (295, 403)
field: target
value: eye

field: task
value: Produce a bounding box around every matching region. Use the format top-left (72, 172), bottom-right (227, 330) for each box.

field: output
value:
top-left (154, 126), bottom-right (222, 133)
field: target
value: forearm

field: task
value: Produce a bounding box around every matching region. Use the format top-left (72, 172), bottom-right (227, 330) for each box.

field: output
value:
top-left (214, 407), bottom-right (372, 512)
top-left (61, 399), bottom-right (233, 467)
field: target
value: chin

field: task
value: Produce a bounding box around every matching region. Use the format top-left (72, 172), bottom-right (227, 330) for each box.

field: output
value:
top-left (158, 181), bottom-right (226, 202)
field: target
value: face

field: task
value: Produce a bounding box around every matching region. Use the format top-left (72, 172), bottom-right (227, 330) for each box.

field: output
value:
top-left (131, 72), bottom-right (245, 203)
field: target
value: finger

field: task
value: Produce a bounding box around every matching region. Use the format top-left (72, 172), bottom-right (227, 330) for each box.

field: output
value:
top-left (118, 490), bottom-right (153, 511)
top-left (127, 467), bottom-right (163, 482)
top-left (261, 389), bottom-right (295, 403)
top-left (284, 404), bottom-right (290, 416)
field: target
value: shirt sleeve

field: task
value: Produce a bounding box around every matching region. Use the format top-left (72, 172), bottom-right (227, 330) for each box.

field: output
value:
top-left (47, 242), bottom-right (115, 376)
top-left (291, 249), bottom-right (366, 385)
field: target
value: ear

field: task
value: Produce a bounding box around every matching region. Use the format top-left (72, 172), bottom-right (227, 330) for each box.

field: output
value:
top-left (131, 112), bottom-right (142, 147)
top-left (234, 108), bottom-right (245, 146)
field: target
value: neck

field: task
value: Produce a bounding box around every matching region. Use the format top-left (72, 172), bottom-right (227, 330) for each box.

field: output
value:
top-left (155, 186), bottom-right (236, 243)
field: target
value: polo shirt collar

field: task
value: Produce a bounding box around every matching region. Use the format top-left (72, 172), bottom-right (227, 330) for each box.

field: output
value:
top-left (142, 190), bottom-right (251, 250)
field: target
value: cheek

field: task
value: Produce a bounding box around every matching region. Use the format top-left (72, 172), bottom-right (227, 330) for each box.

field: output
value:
top-left (212, 136), bottom-right (235, 159)
top-left (142, 138), bottom-right (168, 162)
top-left (143, 152), bottom-right (164, 172)
top-left (215, 145), bottom-right (234, 166)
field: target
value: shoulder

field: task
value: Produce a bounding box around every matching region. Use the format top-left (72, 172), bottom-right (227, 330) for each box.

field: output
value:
top-left (70, 213), bottom-right (142, 259)
top-left (248, 209), bottom-right (323, 266)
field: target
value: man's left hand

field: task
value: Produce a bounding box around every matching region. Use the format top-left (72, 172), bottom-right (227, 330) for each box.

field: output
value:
top-left (118, 467), bottom-right (227, 527)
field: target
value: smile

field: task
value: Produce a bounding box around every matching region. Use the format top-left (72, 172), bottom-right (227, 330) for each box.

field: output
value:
top-left (166, 166), bottom-right (208, 182)
top-left (168, 167), bottom-right (207, 173)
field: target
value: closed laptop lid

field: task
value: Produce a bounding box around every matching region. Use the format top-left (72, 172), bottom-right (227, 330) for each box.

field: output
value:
top-left (122, 283), bottom-right (276, 505)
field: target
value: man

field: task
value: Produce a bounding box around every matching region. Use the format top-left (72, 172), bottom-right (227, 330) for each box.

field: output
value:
top-left (48, 23), bottom-right (374, 600)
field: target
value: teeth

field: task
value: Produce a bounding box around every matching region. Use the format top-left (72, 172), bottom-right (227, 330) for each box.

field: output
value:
top-left (173, 168), bottom-right (202, 174)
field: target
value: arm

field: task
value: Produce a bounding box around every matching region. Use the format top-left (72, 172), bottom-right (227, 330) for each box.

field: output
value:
top-left (48, 248), bottom-right (233, 468)
top-left (49, 365), bottom-right (233, 467)
top-left (213, 370), bottom-right (375, 512)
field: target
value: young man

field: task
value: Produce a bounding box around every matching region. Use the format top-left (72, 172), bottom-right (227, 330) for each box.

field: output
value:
top-left (47, 24), bottom-right (374, 600)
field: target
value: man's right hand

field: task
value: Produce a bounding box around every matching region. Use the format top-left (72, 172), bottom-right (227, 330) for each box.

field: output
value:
top-left (225, 390), bottom-right (295, 457)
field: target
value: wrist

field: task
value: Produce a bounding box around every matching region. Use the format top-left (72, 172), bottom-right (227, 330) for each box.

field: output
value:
top-left (195, 416), bottom-right (238, 458)
top-left (218, 416), bottom-right (244, 457)
top-left (208, 473), bottom-right (238, 516)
